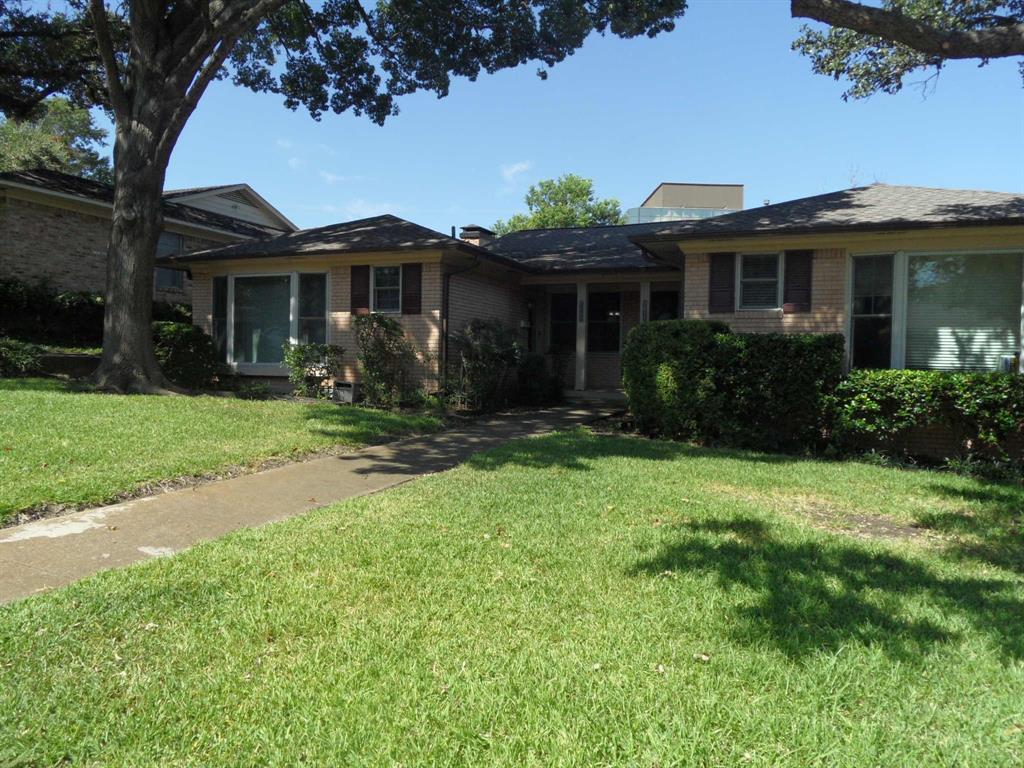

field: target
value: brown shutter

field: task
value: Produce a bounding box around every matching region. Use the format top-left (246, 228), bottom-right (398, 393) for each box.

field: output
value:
top-left (401, 263), bottom-right (422, 315)
top-left (783, 250), bottom-right (813, 313)
top-left (350, 265), bottom-right (370, 315)
top-left (708, 252), bottom-right (735, 314)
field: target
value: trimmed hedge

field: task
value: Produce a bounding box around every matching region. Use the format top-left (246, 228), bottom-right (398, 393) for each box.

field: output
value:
top-left (152, 321), bottom-right (219, 390)
top-left (832, 369), bottom-right (1024, 460)
top-left (622, 320), bottom-right (844, 452)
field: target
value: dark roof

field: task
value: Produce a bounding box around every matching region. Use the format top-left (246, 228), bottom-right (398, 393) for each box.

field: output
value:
top-left (161, 214), bottom-right (520, 267)
top-left (488, 222), bottom-right (677, 273)
top-left (633, 183), bottom-right (1024, 243)
top-left (0, 169), bottom-right (276, 239)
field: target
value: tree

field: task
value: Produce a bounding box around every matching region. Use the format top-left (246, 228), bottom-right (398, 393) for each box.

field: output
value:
top-left (0, 97), bottom-right (112, 182)
top-left (0, 1), bottom-right (686, 393)
top-left (493, 174), bottom-right (627, 235)
top-left (791, 0), bottom-right (1024, 99)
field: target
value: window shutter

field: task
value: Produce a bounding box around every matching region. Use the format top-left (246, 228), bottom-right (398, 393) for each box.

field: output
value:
top-left (708, 252), bottom-right (735, 314)
top-left (350, 265), bottom-right (370, 315)
top-left (783, 250), bottom-right (813, 313)
top-left (401, 263), bottom-right (422, 315)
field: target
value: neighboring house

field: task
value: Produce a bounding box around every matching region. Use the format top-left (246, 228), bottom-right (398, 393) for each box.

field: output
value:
top-left (163, 182), bottom-right (1024, 392)
top-left (0, 169), bottom-right (295, 303)
top-left (625, 182), bottom-right (744, 224)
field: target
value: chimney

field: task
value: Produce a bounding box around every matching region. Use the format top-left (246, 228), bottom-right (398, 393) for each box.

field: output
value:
top-left (458, 224), bottom-right (496, 248)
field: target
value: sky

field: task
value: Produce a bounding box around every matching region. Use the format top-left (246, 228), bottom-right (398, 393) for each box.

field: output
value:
top-left (117, 0), bottom-right (1024, 233)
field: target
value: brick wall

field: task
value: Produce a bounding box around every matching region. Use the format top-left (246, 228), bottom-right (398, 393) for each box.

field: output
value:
top-left (448, 268), bottom-right (526, 336)
top-left (684, 249), bottom-right (846, 335)
top-left (0, 195), bottom-right (225, 304)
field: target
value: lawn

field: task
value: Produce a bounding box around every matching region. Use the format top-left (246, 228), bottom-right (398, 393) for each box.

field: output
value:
top-left (1, 430), bottom-right (1022, 766)
top-left (0, 378), bottom-right (441, 522)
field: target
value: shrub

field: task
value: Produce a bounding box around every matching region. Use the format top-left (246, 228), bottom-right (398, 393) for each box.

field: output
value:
top-left (0, 337), bottom-right (43, 377)
top-left (515, 352), bottom-right (564, 407)
top-left (153, 302), bottom-right (192, 324)
top-left (354, 314), bottom-right (419, 408)
top-left (152, 321), bottom-right (219, 390)
top-left (447, 319), bottom-right (521, 411)
top-left (622, 319), bottom-right (844, 452)
top-left (282, 342), bottom-right (345, 398)
top-left (832, 369), bottom-right (1024, 460)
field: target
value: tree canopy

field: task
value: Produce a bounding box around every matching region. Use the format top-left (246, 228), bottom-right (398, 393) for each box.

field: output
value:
top-left (493, 174), bottom-right (627, 235)
top-left (0, 97), bottom-right (112, 182)
top-left (791, 0), bottom-right (1024, 99)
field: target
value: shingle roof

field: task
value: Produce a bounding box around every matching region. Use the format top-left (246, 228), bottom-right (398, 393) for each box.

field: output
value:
top-left (162, 184), bottom-right (242, 198)
top-left (0, 169), bottom-right (276, 239)
top-left (632, 183), bottom-right (1024, 243)
top-left (161, 214), bottom-right (518, 266)
top-left (487, 222), bottom-right (675, 273)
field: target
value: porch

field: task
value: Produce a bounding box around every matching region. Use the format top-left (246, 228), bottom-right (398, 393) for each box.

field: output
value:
top-left (522, 274), bottom-right (683, 391)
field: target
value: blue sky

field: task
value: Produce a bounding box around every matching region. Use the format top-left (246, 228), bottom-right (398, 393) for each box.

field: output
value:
top-left (136, 0), bottom-right (1022, 232)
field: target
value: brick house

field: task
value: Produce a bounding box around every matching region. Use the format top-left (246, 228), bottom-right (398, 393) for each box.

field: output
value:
top-left (163, 183), bottom-right (1024, 391)
top-left (0, 169), bottom-right (295, 304)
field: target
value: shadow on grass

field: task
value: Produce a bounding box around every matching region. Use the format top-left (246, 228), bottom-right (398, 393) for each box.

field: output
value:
top-left (302, 402), bottom-right (440, 445)
top-left (916, 482), bottom-right (1024, 575)
top-left (0, 377), bottom-right (83, 393)
top-left (631, 517), bottom-right (1024, 662)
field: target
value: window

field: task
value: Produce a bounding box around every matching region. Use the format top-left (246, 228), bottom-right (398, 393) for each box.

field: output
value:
top-left (298, 273), bottom-right (327, 344)
top-left (587, 292), bottom-right (621, 353)
top-left (651, 290), bottom-right (679, 320)
top-left (227, 272), bottom-right (328, 367)
top-left (906, 253), bottom-right (1022, 371)
top-left (212, 276), bottom-right (227, 362)
top-left (156, 232), bottom-right (183, 257)
top-left (372, 266), bottom-right (401, 313)
top-left (155, 267), bottom-right (185, 291)
top-left (850, 254), bottom-right (893, 369)
top-left (549, 293), bottom-right (576, 353)
top-left (738, 254), bottom-right (780, 309)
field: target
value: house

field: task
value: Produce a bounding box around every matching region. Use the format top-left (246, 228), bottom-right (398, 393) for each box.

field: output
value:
top-left (162, 182), bottom-right (1024, 392)
top-left (625, 182), bottom-right (744, 224)
top-left (0, 169), bottom-right (295, 303)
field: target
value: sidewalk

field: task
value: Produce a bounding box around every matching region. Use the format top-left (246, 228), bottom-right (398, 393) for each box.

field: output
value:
top-left (0, 406), bottom-right (612, 604)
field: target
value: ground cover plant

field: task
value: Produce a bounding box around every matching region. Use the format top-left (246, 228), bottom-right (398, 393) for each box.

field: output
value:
top-left (1, 430), bottom-right (1021, 766)
top-left (0, 378), bottom-right (441, 523)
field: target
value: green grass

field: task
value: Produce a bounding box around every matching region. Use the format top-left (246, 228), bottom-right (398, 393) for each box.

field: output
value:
top-left (2, 430), bottom-right (1022, 766)
top-left (0, 378), bottom-right (441, 522)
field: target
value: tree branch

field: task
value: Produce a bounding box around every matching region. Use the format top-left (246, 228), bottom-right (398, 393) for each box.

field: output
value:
top-left (88, 0), bottom-right (129, 122)
top-left (791, 0), bottom-right (1024, 58)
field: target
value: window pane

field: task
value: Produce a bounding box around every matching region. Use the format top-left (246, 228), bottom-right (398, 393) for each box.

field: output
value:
top-left (741, 254), bottom-right (778, 280)
top-left (299, 274), bottom-right (326, 317)
top-left (374, 288), bottom-right (401, 313)
top-left (212, 276), bottom-right (228, 362)
top-left (155, 267), bottom-right (184, 290)
top-left (853, 254), bottom-right (893, 316)
top-left (906, 253), bottom-right (1022, 371)
top-left (374, 266), bottom-right (400, 288)
top-left (299, 318), bottom-right (326, 345)
top-left (156, 232), bottom-right (182, 257)
top-left (549, 293), bottom-right (576, 353)
top-left (587, 292), bottom-right (621, 353)
top-left (233, 275), bottom-right (291, 364)
top-left (740, 280), bottom-right (778, 309)
top-left (852, 317), bottom-right (891, 369)
top-left (651, 290), bottom-right (679, 320)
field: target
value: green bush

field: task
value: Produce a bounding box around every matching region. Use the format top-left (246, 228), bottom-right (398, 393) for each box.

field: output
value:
top-left (0, 337), bottom-right (43, 377)
top-left (354, 314), bottom-right (420, 408)
top-left (622, 320), bottom-right (844, 452)
top-left (152, 321), bottom-right (219, 390)
top-left (516, 352), bottom-right (564, 407)
top-left (832, 369), bottom-right (1024, 460)
top-left (447, 320), bottom-right (521, 411)
top-left (282, 342), bottom-right (345, 398)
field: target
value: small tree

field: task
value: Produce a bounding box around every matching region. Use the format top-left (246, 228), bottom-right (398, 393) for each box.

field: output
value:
top-left (354, 315), bottom-right (418, 409)
top-left (447, 319), bottom-right (522, 411)
top-left (493, 174), bottom-right (628, 235)
top-left (791, 0), bottom-right (1024, 99)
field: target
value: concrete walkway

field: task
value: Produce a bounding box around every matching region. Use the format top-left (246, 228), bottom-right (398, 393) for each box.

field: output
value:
top-left (0, 406), bottom-right (612, 604)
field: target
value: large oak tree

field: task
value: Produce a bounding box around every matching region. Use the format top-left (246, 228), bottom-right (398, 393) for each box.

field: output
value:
top-left (0, 0), bottom-right (687, 392)
top-left (791, 0), bottom-right (1024, 98)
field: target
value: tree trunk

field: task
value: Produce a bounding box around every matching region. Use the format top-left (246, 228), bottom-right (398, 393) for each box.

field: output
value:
top-left (90, 120), bottom-right (174, 393)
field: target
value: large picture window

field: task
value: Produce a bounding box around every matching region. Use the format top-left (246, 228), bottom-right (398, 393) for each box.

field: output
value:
top-left (587, 292), bottom-right (621, 353)
top-left (851, 254), bottom-right (893, 370)
top-left (372, 266), bottom-right (401, 313)
top-left (906, 253), bottom-right (1022, 371)
top-left (738, 254), bottom-right (780, 309)
top-left (226, 272), bottom-right (328, 367)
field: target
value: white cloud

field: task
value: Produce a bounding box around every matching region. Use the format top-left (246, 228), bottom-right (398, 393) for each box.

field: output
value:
top-left (287, 157), bottom-right (305, 170)
top-left (500, 160), bottom-right (532, 184)
top-left (319, 170), bottom-right (347, 184)
top-left (276, 138), bottom-right (295, 149)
